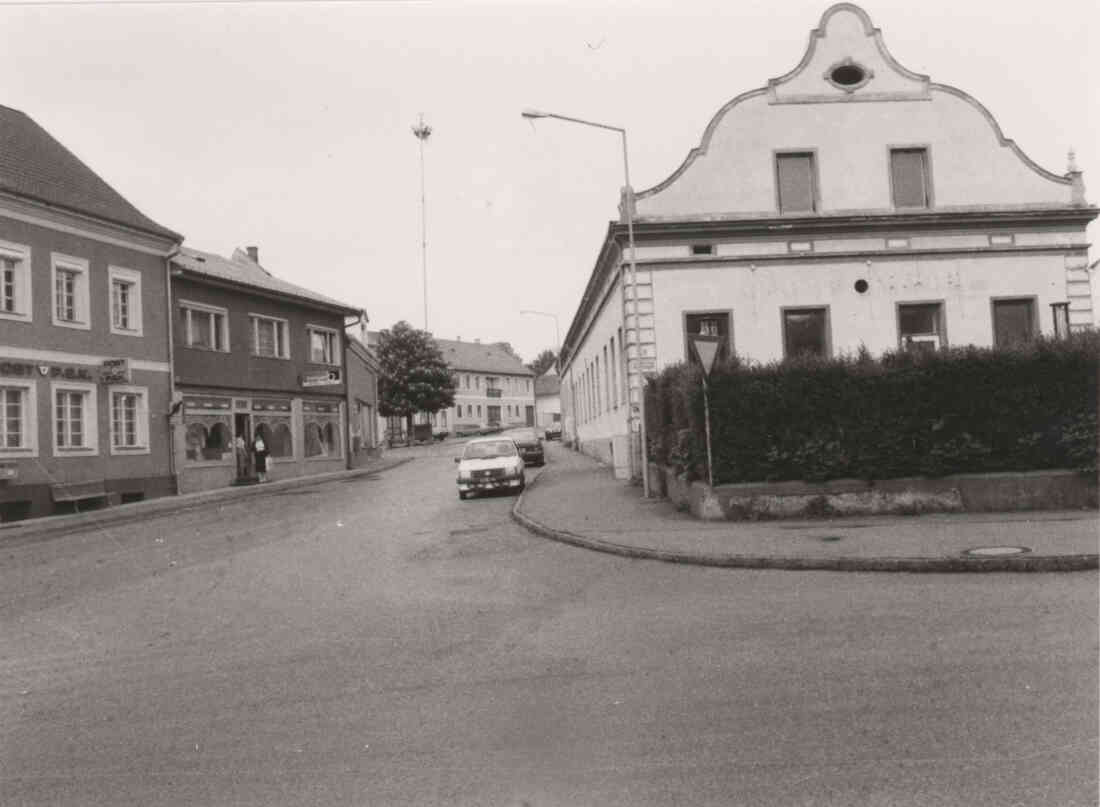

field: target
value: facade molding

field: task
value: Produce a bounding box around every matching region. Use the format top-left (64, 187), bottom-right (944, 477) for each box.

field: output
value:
top-left (0, 346), bottom-right (170, 373)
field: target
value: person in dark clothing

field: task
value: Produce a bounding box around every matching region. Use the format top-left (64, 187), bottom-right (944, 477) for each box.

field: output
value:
top-left (253, 435), bottom-right (269, 483)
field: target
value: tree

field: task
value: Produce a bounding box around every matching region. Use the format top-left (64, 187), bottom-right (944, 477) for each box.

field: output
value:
top-left (377, 321), bottom-right (455, 445)
top-left (528, 348), bottom-right (558, 376)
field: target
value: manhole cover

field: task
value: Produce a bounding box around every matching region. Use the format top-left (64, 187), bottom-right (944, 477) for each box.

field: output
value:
top-left (818, 535), bottom-right (844, 543)
top-left (962, 546), bottom-right (1032, 557)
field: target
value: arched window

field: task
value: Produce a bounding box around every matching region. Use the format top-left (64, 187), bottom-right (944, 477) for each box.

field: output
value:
top-left (323, 423), bottom-right (336, 455)
top-left (305, 422), bottom-right (324, 457)
top-left (185, 423), bottom-right (207, 461)
top-left (254, 422), bottom-right (273, 451)
top-left (207, 422), bottom-right (231, 459)
top-left (273, 423), bottom-right (293, 457)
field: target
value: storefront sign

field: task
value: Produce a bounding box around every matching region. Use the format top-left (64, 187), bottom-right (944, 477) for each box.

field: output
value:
top-left (100, 358), bottom-right (131, 384)
top-left (0, 361), bottom-right (93, 381)
top-left (301, 369), bottom-right (341, 387)
top-left (183, 395), bottom-right (232, 411)
top-left (253, 399), bottom-right (292, 412)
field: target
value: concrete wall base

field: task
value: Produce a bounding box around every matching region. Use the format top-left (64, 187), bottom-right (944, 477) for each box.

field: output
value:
top-left (655, 466), bottom-right (1099, 520)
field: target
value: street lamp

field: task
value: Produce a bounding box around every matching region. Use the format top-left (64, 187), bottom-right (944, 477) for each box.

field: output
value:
top-left (521, 108), bottom-right (649, 496)
top-left (690, 335), bottom-right (721, 488)
top-left (519, 309), bottom-right (561, 368)
top-left (411, 114), bottom-right (432, 330)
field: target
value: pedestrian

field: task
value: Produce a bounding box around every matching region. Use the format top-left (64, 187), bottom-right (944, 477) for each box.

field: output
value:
top-left (252, 434), bottom-right (269, 483)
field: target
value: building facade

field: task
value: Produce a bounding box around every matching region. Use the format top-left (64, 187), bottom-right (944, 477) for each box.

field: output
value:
top-left (345, 332), bottom-right (380, 466)
top-left (171, 246), bottom-right (361, 493)
top-left (0, 105), bottom-right (182, 520)
top-left (436, 338), bottom-right (535, 432)
top-left (558, 2), bottom-right (1097, 479)
top-left (534, 371), bottom-right (561, 428)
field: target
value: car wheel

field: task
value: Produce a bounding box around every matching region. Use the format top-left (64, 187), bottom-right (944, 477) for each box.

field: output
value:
top-left (458, 491), bottom-right (468, 500)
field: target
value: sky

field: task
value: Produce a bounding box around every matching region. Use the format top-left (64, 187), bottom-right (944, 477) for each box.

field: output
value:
top-left (1, 0), bottom-right (1096, 365)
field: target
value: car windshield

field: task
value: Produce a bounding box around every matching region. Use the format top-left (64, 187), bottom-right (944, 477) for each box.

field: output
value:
top-left (463, 440), bottom-right (517, 460)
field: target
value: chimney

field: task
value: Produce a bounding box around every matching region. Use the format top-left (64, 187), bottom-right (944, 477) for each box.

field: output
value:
top-left (246, 246), bottom-right (259, 263)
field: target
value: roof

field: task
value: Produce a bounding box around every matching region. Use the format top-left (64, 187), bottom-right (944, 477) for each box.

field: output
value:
top-left (435, 338), bottom-right (534, 376)
top-left (535, 372), bottom-right (560, 397)
top-left (0, 104), bottom-right (180, 241)
top-left (173, 246), bottom-right (360, 315)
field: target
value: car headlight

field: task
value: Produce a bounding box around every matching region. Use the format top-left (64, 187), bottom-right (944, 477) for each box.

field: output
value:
top-left (457, 468), bottom-right (472, 481)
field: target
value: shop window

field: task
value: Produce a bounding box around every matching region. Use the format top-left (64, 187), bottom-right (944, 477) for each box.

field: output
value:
top-left (0, 500), bottom-right (32, 522)
top-left (185, 421), bottom-right (231, 461)
top-left (272, 423), bottom-right (293, 457)
top-left (109, 266), bottom-right (143, 336)
top-left (993, 298), bottom-right (1036, 347)
top-left (305, 423), bottom-right (326, 457)
top-left (180, 301), bottom-right (229, 351)
top-left (776, 152), bottom-right (817, 213)
top-left (0, 241), bottom-right (32, 323)
top-left (782, 307), bottom-right (830, 359)
top-left (897, 303), bottom-right (945, 352)
top-left (890, 148), bottom-right (931, 209)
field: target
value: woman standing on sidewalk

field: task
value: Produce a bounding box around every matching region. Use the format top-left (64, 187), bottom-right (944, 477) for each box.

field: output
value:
top-left (252, 435), bottom-right (269, 483)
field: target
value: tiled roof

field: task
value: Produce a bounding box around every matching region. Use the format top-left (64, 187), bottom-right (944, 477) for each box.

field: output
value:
top-left (0, 104), bottom-right (180, 241)
top-left (435, 338), bottom-right (534, 376)
top-left (173, 246), bottom-right (360, 314)
top-left (535, 372), bottom-right (560, 397)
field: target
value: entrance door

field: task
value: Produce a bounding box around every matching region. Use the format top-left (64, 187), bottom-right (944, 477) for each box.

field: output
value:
top-left (234, 413), bottom-right (252, 479)
top-left (487, 405), bottom-right (501, 427)
top-left (525, 405), bottom-right (534, 427)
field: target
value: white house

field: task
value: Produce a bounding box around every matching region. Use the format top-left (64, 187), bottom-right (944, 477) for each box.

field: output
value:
top-left (534, 370), bottom-right (561, 428)
top-left (557, 2), bottom-right (1097, 480)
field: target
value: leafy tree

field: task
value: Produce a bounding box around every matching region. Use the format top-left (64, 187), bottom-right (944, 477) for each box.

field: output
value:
top-left (377, 321), bottom-right (455, 445)
top-left (528, 348), bottom-right (558, 376)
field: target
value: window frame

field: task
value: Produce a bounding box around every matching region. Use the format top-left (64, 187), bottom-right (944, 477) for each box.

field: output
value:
top-left (108, 384), bottom-right (150, 455)
top-left (51, 380), bottom-right (99, 455)
top-left (991, 296), bottom-right (1038, 347)
top-left (0, 240), bottom-right (32, 324)
top-left (896, 300), bottom-right (947, 351)
top-left (179, 299), bottom-right (230, 352)
top-left (683, 309), bottom-right (734, 365)
top-left (0, 378), bottom-right (38, 457)
top-left (888, 145), bottom-right (934, 210)
top-left (51, 253), bottom-right (91, 330)
top-left (307, 324), bottom-right (341, 366)
top-left (781, 306), bottom-right (831, 360)
top-left (774, 149), bottom-right (820, 214)
top-left (250, 313), bottom-right (291, 359)
top-left (108, 265), bottom-right (143, 337)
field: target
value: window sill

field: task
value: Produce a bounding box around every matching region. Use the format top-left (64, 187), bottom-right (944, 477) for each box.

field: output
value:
top-left (251, 354), bottom-right (292, 361)
top-left (182, 345), bottom-right (230, 353)
top-left (110, 327), bottom-right (145, 338)
top-left (52, 318), bottom-right (91, 331)
top-left (54, 447), bottom-right (99, 456)
top-left (110, 445), bottom-right (151, 456)
top-left (0, 311), bottom-right (31, 323)
top-left (0, 448), bottom-right (37, 458)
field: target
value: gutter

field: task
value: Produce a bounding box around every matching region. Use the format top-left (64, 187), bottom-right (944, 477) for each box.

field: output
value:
top-left (164, 243), bottom-right (183, 496)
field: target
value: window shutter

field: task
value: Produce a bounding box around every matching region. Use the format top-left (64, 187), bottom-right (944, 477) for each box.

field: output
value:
top-left (891, 149), bottom-right (928, 208)
top-left (777, 153), bottom-right (815, 213)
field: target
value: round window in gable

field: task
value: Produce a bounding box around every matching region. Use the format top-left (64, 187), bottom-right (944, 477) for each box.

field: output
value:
top-left (825, 60), bottom-right (873, 92)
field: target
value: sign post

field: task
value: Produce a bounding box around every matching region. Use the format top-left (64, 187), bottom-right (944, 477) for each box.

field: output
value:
top-left (691, 335), bottom-right (721, 488)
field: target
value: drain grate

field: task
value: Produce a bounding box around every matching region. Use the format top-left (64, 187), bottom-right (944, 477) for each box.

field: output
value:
top-left (962, 546), bottom-right (1031, 557)
top-left (818, 535), bottom-right (844, 542)
top-left (449, 526), bottom-right (490, 537)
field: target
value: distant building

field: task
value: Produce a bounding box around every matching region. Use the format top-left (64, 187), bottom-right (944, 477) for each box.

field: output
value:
top-left (437, 338), bottom-right (535, 432)
top-left (534, 371), bottom-right (561, 428)
top-left (0, 104), bottom-right (182, 520)
top-left (558, 2), bottom-right (1097, 480)
top-left (345, 332), bottom-right (380, 465)
top-left (170, 246), bottom-right (361, 492)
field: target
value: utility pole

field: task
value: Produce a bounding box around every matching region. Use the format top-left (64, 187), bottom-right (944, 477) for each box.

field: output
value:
top-left (412, 114), bottom-right (432, 331)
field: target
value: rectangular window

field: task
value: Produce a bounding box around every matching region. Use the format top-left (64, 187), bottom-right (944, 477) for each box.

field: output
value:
top-left (610, 335), bottom-right (618, 409)
top-left (618, 326), bottom-right (627, 404)
top-left (684, 311), bottom-right (732, 365)
top-left (691, 244), bottom-right (714, 256)
top-left (51, 254), bottom-right (89, 329)
top-left (992, 298), bottom-right (1036, 347)
top-left (180, 301), bottom-right (229, 351)
top-left (308, 326), bottom-right (338, 364)
top-left (898, 302), bottom-right (945, 352)
top-left (776, 152), bottom-right (817, 213)
top-left (109, 266), bottom-right (143, 336)
top-left (0, 255), bottom-right (26, 319)
top-left (782, 307), bottom-right (830, 359)
top-left (0, 386), bottom-right (25, 449)
top-left (890, 148), bottom-right (931, 208)
top-left (252, 315), bottom-right (290, 358)
top-left (110, 387), bottom-right (149, 453)
top-left (53, 382), bottom-right (97, 453)
top-left (1052, 302), bottom-right (1070, 340)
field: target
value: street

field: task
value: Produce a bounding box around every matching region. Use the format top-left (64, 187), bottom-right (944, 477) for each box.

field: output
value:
top-left (1, 441), bottom-right (1097, 807)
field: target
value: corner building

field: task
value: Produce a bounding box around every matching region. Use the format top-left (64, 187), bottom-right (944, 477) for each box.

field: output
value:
top-left (558, 3), bottom-right (1097, 479)
top-left (0, 105), bottom-right (182, 520)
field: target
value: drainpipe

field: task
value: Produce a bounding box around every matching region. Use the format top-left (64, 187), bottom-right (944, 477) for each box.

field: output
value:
top-left (164, 244), bottom-right (182, 496)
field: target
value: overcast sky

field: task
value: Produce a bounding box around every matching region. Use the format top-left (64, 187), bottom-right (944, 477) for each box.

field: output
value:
top-left (2, 0), bottom-right (1096, 364)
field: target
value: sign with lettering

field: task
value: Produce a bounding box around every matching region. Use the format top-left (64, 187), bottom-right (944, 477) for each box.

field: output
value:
top-left (301, 368), bottom-right (341, 387)
top-left (0, 361), bottom-right (93, 381)
top-left (100, 358), bottom-right (131, 384)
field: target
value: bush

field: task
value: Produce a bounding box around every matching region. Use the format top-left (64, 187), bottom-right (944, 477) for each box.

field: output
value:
top-left (649, 332), bottom-right (1099, 485)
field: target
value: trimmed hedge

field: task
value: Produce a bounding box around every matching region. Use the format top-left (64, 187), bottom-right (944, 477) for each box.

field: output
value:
top-left (648, 332), bottom-right (1099, 485)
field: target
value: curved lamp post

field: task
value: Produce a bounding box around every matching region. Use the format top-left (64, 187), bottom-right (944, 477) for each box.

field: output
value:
top-left (411, 114), bottom-right (432, 330)
top-left (520, 108), bottom-right (648, 496)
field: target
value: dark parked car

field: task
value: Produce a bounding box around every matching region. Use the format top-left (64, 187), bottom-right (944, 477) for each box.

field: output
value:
top-left (512, 430), bottom-right (545, 466)
top-left (543, 422), bottom-right (562, 441)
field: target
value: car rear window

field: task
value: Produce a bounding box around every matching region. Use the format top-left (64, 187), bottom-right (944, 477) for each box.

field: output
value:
top-left (464, 441), bottom-right (517, 459)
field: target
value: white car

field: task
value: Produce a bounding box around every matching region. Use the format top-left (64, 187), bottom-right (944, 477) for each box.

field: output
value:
top-left (455, 437), bottom-right (526, 500)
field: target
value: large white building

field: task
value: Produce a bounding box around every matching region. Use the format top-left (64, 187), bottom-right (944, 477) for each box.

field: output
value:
top-left (558, 2), bottom-right (1097, 480)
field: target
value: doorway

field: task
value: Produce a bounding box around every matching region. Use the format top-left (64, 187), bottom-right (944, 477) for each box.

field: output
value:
top-left (234, 413), bottom-right (253, 480)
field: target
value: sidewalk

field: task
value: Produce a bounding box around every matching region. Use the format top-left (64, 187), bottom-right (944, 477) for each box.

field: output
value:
top-left (0, 455), bottom-right (412, 546)
top-left (514, 445), bottom-right (1099, 572)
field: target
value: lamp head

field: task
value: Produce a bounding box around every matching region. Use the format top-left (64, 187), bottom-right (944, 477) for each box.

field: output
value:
top-left (521, 109), bottom-right (549, 120)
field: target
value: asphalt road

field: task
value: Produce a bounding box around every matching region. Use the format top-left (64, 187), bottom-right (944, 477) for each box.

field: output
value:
top-left (2, 441), bottom-right (1097, 806)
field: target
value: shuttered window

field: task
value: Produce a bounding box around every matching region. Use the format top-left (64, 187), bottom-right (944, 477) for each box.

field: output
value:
top-left (776, 153), bottom-right (816, 213)
top-left (890, 148), bottom-right (930, 208)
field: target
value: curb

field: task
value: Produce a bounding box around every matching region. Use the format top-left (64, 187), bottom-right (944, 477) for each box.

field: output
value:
top-left (511, 472), bottom-right (1099, 573)
top-left (0, 457), bottom-right (414, 545)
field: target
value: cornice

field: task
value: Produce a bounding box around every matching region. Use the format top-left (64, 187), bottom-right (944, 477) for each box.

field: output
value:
top-left (173, 269), bottom-right (361, 318)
